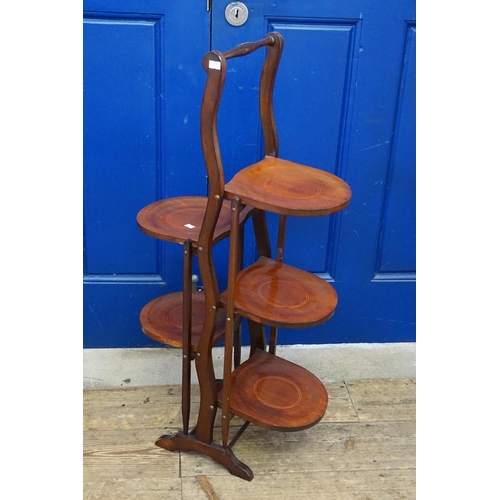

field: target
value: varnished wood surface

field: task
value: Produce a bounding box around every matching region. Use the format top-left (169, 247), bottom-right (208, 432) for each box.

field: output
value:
top-left (140, 292), bottom-right (226, 350)
top-left (83, 378), bottom-right (415, 499)
top-left (220, 256), bottom-right (338, 328)
top-left (222, 349), bottom-right (328, 432)
top-left (130, 31), bottom-right (355, 487)
top-left (137, 196), bottom-right (252, 246)
top-left (190, 32), bottom-right (351, 464)
top-left (222, 33), bottom-right (276, 60)
top-left (224, 155), bottom-right (352, 216)
top-left (155, 431), bottom-right (253, 481)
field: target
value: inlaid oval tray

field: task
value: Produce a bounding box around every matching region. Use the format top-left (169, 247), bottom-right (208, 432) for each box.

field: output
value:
top-left (140, 291), bottom-right (226, 350)
top-left (224, 156), bottom-right (351, 216)
top-left (224, 348), bottom-right (328, 431)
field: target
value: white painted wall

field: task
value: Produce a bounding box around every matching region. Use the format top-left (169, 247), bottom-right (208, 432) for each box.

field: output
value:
top-left (83, 342), bottom-right (416, 389)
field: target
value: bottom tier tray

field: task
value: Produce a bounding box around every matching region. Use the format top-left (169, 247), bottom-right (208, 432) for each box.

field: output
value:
top-left (140, 291), bottom-right (226, 350)
top-left (221, 348), bottom-right (328, 431)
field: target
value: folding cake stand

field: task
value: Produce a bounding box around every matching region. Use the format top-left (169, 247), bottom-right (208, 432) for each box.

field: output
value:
top-left (136, 32), bottom-right (351, 480)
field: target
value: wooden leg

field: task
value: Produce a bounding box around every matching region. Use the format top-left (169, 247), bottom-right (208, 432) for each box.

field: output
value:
top-left (251, 209), bottom-right (271, 258)
top-left (155, 431), bottom-right (253, 481)
top-left (193, 340), bottom-right (218, 445)
top-left (234, 324), bottom-right (242, 368)
top-left (221, 197), bottom-right (241, 447)
top-left (248, 320), bottom-right (266, 356)
top-left (182, 239), bottom-right (193, 434)
top-left (276, 214), bottom-right (287, 262)
top-left (269, 326), bottom-right (278, 355)
top-left (234, 206), bottom-right (245, 368)
top-left (269, 215), bottom-right (287, 355)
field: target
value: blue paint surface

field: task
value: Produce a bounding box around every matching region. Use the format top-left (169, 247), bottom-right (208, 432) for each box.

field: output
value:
top-left (83, 0), bottom-right (415, 347)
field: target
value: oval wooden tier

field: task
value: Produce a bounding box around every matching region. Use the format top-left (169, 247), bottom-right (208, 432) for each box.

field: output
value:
top-left (220, 256), bottom-right (338, 328)
top-left (224, 155), bottom-right (352, 217)
top-left (137, 196), bottom-right (253, 245)
top-left (140, 291), bottom-right (226, 350)
top-left (220, 348), bottom-right (328, 431)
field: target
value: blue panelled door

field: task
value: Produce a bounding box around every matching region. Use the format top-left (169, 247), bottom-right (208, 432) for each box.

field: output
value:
top-left (83, 0), bottom-right (210, 347)
top-left (83, 0), bottom-right (416, 348)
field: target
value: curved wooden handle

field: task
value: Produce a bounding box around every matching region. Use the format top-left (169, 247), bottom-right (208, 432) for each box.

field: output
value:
top-left (223, 32), bottom-right (277, 59)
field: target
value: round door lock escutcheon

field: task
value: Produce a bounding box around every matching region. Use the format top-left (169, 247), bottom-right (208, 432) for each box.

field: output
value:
top-left (225, 2), bottom-right (249, 26)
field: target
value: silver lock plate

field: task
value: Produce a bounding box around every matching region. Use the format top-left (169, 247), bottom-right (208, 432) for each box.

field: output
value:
top-left (225, 2), bottom-right (249, 27)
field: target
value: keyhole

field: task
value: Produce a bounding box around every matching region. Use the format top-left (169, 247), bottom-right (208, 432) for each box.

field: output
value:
top-left (225, 2), bottom-right (249, 26)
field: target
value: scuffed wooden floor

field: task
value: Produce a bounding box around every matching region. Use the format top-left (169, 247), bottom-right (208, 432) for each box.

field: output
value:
top-left (84, 379), bottom-right (415, 499)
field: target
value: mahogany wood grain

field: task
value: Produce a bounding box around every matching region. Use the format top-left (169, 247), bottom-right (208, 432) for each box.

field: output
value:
top-left (137, 196), bottom-right (253, 246)
top-left (221, 197), bottom-right (242, 447)
top-left (250, 209), bottom-right (272, 258)
top-left (220, 348), bottom-right (328, 432)
top-left (269, 214), bottom-right (288, 355)
top-left (139, 291), bottom-right (226, 351)
top-left (155, 431), bottom-right (253, 481)
top-left (182, 239), bottom-right (193, 434)
top-left (220, 256), bottom-right (338, 329)
top-left (222, 33), bottom-right (275, 60)
top-left (225, 155), bottom-right (352, 216)
top-left (140, 31), bottom-right (350, 480)
top-left (247, 320), bottom-right (267, 356)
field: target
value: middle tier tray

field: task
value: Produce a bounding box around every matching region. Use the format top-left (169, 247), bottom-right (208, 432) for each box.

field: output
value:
top-left (220, 256), bottom-right (338, 328)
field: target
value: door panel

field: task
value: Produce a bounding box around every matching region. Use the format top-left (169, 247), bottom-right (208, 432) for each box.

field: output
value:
top-left (376, 23), bottom-right (416, 276)
top-left (84, 17), bottom-right (160, 276)
top-left (83, 1), bottom-right (209, 347)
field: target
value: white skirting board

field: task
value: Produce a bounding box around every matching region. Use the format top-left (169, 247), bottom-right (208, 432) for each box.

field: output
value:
top-left (83, 342), bottom-right (416, 389)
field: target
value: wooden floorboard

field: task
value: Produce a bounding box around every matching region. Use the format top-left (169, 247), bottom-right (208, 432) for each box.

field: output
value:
top-left (346, 379), bottom-right (416, 422)
top-left (83, 479), bottom-right (182, 500)
top-left (182, 469), bottom-right (416, 500)
top-left (84, 428), bottom-right (180, 482)
top-left (83, 379), bottom-right (416, 499)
